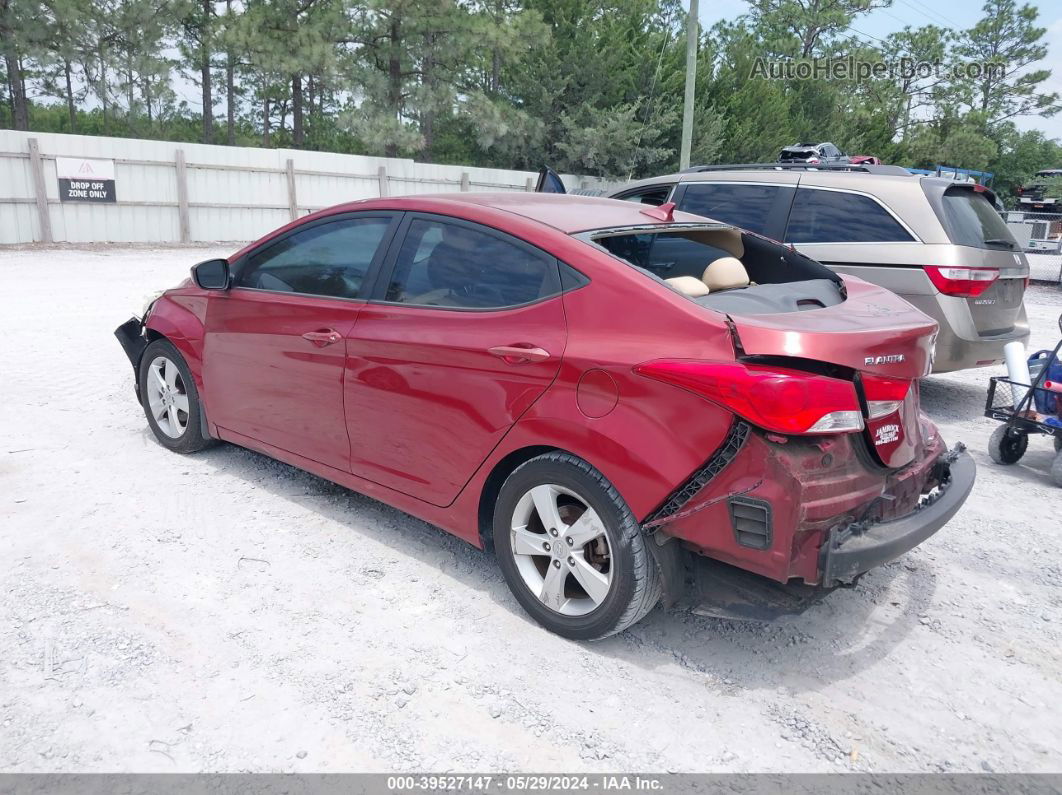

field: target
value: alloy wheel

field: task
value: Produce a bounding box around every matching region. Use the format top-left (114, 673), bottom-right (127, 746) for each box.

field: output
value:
top-left (146, 355), bottom-right (189, 439)
top-left (509, 483), bottom-right (614, 616)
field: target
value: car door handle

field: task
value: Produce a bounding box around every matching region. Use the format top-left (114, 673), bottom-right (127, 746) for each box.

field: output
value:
top-left (487, 345), bottom-right (551, 364)
top-left (302, 329), bottom-right (342, 347)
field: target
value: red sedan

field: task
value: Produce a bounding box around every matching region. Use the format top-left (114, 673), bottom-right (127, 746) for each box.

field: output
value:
top-left (116, 193), bottom-right (974, 639)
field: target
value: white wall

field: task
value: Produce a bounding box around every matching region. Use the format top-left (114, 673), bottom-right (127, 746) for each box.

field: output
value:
top-left (0, 131), bottom-right (591, 245)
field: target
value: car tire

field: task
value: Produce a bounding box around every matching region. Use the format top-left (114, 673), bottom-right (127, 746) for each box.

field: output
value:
top-left (493, 452), bottom-right (661, 640)
top-left (1054, 436), bottom-right (1062, 454)
top-left (139, 339), bottom-right (213, 454)
top-left (988, 426), bottom-right (1027, 465)
top-left (1052, 452), bottom-right (1062, 488)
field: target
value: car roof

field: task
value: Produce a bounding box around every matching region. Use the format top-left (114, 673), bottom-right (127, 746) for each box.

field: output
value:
top-left (627, 167), bottom-right (922, 188)
top-left (322, 192), bottom-right (713, 234)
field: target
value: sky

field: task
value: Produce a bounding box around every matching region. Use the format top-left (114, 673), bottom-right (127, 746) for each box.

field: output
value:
top-left (698, 0), bottom-right (1062, 143)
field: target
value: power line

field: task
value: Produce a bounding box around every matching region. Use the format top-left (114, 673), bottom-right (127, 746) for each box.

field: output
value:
top-left (896, 0), bottom-right (963, 30)
top-left (879, 7), bottom-right (920, 29)
top-left (846, 25), bottom-right (889, 46)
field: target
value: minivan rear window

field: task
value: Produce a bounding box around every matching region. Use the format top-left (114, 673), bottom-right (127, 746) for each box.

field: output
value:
top-left (785, 188), bottom-right (914, 244)
top-left (941, 188), bottom-right (1017, 250)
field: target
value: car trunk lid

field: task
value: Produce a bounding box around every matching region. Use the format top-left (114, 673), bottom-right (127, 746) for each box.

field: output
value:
top-left (727, 277), bottom-right (938, 468)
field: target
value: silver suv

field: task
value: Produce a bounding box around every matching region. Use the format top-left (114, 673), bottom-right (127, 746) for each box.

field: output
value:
top-left (607, 165), bottom-right (1030, 373)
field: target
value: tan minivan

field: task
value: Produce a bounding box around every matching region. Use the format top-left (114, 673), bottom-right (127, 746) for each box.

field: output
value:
top-left (604, 165), bottom-right (1030, 373)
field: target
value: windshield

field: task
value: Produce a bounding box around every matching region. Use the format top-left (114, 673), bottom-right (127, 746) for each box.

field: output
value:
top-left (941, 188), bottom-right (1016, 250)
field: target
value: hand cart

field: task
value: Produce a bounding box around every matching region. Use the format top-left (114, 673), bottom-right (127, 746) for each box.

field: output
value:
top-left (983, 313), bottom-right (1062, 486)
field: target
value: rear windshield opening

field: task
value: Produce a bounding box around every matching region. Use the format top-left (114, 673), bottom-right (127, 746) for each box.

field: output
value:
top-left (941, 187), bottom-right (1017, 250)
top-left (590, 226), bottom-right (845, 314)
top-left (593, 227), bottom-right (839, 285)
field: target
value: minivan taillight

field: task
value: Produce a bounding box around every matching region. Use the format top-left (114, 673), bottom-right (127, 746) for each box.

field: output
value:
top-left (634, 360), bottom-right (863, 435)
top-left (923, 265), bottom-right (998, 297)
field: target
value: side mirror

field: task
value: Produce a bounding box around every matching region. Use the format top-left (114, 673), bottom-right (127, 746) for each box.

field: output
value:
top-left (192, 258), bottom-right (230, 290)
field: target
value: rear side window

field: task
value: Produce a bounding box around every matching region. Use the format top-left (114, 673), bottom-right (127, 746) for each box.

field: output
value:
top-left (678, 183), bottom-right (779, 235)
top-left (941, 188), bottom-right (1016, 250)
top-left (385, 219), bottom-right (559, 309)
top-left (785, 188), bottom-right (914, 243)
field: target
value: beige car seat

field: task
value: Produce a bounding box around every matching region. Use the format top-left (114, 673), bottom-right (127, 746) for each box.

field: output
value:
top-left (701, 256), bottom-right (750, 291)
top-left (664, 275), bottom-right (711, 297)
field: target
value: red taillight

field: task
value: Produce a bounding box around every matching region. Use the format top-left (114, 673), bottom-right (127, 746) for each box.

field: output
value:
top-left (861, 373), bottom-right (911, 419)
top-left (634, 360), bottom-right (863, 435)
top-left (923, 265), bottom-right (998, 297)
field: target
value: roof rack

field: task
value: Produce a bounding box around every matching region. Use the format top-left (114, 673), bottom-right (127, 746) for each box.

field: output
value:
top-left (681, 162), bottom-right (913, 176)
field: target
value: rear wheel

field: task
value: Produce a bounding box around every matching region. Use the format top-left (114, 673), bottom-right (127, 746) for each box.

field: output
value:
top-left (988, 426), bottom-right (1027, 465)
top-left (1054, 436), bottom-right (1062, 454)
top-left (493, 453), bottom-right (660, 640)
top-left (1052, 452), bottom-right (1062, 488)
top-left (139, 339), bottom-right (212, 453)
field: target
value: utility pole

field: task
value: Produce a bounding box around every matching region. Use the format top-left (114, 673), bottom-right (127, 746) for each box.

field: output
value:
top-left (679, 0), bottom-right (699, 170)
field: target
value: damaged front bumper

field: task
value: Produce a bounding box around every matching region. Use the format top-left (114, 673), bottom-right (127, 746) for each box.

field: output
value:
top-left (114, 316), bottom-right (148, 399)
top-left (818, 444), bottom-right (975, 586)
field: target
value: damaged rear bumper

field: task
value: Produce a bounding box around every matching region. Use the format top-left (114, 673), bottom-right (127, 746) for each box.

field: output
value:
top-left (668, 445), bottom-right (975, 622)
top-left (818, 446), bottom-right (975, 586)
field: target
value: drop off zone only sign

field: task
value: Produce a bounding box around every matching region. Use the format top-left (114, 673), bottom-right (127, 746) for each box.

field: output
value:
top-left (56, 157), bottom-right (116, 202)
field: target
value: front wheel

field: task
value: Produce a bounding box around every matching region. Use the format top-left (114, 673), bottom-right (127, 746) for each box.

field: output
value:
top-left (988, 426), bottom-right (1027, 465)
top-left (138, 339), bottom-right (213, 454)
top-left (493, 453), bottom-right (661, 640)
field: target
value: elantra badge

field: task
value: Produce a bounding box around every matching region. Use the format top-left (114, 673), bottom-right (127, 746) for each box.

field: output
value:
top-left (865, 354), bottom-right (905, 365)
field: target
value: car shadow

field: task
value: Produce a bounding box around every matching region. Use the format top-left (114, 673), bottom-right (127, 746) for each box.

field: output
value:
top-left (182, 436), bottom-right (935, 692)
top-left (919, 375), bottom-right (988, 420)
top-left (593, 562), bottom-right (937, 694)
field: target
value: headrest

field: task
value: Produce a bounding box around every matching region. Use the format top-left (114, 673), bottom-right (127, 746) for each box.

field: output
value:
top-left (702, 257), bottom-right (749, 291)
top-left (664, 276), bottom-right (710, 297)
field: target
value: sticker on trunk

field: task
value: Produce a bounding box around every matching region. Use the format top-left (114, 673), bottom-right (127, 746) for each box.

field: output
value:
top-left (874, 423), bottom-right (900, 446)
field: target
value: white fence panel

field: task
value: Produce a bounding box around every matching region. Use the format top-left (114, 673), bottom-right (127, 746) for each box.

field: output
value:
top-left (0, 130), bottom-right (588, 245)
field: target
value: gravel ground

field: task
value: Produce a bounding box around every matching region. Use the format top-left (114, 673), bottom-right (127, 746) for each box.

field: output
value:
top-left (1, 245), bottom-right (1060, 774)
